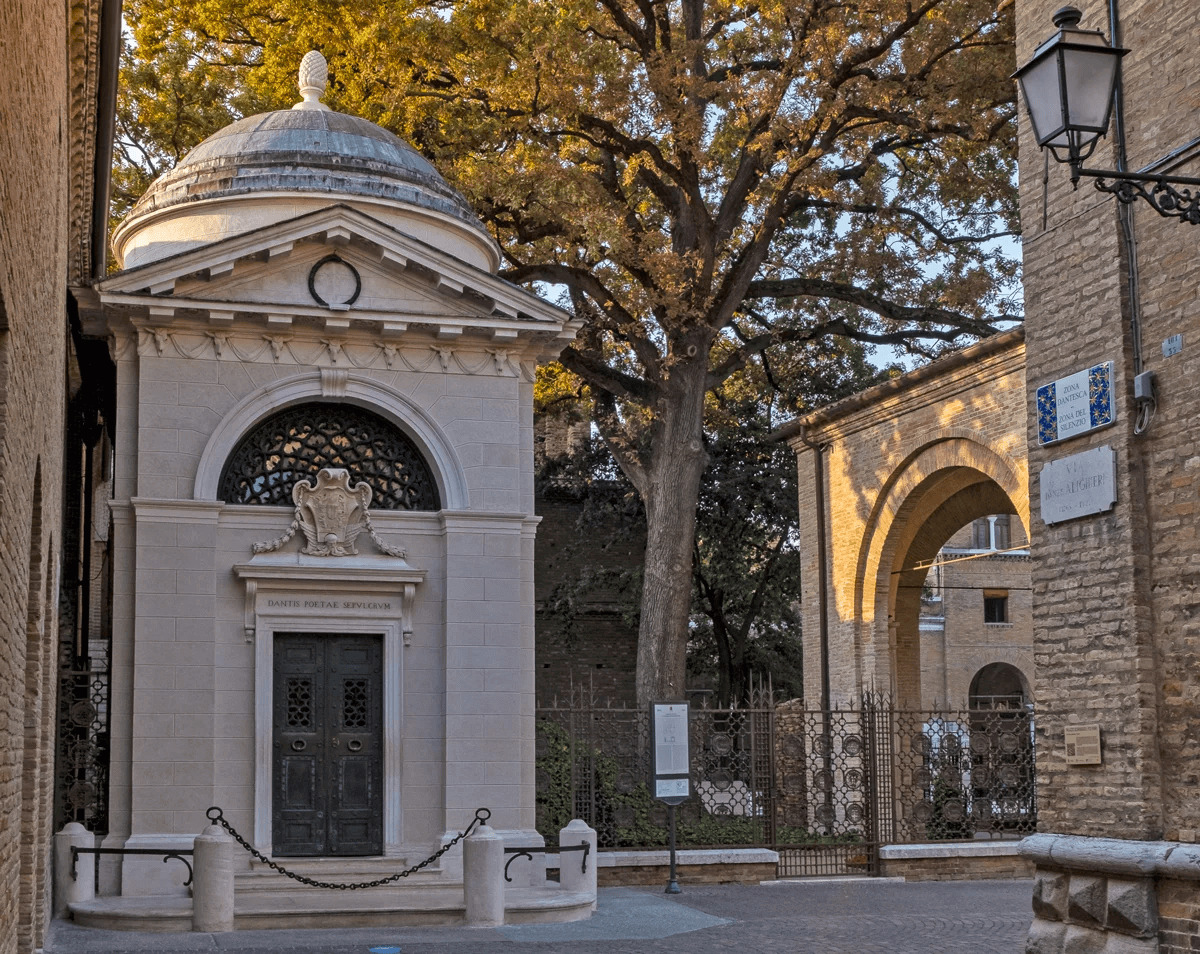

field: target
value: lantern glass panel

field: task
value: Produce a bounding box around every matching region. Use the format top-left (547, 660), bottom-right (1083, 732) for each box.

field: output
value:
top-left (1018, 53), bottom-right (1067, 147)
top-left (1062, 45), bottom-right (1119, 131)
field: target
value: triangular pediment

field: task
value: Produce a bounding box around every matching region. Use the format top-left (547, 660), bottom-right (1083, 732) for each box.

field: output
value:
top-left (97, 205), bottom-right (580, 345)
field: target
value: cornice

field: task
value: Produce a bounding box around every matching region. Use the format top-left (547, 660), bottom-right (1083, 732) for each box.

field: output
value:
top-left (125, 323), bottom-right (539, 380)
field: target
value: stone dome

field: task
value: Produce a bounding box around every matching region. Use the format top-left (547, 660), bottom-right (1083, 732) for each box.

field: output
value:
top-left (113, 53), bottom-right (499, 272)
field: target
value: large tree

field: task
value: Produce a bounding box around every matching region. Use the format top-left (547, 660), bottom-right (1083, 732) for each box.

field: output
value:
top-left (118, 0), bottom-right (1021, 705)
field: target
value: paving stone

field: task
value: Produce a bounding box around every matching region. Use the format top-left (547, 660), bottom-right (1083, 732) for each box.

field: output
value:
top-left (46, 879), bottom-right (1034, 954)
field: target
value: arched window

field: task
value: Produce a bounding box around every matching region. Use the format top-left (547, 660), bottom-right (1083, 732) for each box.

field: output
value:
top-left (969, 662), bottom-right (1027, 711)
top-left (218, 402), bottom-right (440, 510)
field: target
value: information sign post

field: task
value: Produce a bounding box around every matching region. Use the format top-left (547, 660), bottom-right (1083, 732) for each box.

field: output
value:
top-left (650, 701), bottom-right (690, 894)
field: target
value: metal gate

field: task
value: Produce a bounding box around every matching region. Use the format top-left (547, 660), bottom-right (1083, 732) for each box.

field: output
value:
top-left (535, 684), bottom-right (1035, 877)
top-left (54, 664), bottom-right (111, 834)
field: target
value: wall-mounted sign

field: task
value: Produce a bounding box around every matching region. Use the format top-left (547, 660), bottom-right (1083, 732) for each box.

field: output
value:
top-left (1036, 362), bottom-right (1114, 445)
top-left (650, 702), bottom-right (690, 805)
top-left (1039, 445), bottom-right (1116, 525)
top-left (1064, 724), bottom-right (1102, 765)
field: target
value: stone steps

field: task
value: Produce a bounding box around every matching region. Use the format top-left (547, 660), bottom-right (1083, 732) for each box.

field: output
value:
top-left (68, 884), bottom-right (594, 932)
top-left (235, 856), bottom-right (447, 895)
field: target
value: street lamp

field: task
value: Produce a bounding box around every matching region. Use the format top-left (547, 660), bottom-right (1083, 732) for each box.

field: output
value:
top-left (1014, 6), bottom-right (1200, 224)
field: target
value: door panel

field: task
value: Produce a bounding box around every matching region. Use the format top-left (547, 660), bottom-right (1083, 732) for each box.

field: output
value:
top-left (273, 633), bottom-right (382, 856)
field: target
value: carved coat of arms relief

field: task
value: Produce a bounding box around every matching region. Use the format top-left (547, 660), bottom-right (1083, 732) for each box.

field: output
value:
top-left (252, 467), bottom-right (407, 558)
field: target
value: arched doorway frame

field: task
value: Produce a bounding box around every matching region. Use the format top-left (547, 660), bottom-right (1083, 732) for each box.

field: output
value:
top-left (853, 428), bottom-right (1029, 705)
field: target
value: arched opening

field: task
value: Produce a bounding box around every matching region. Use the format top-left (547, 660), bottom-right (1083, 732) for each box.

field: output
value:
top-left (871, 463), bottom-right (1030, 709)
top-left (218, 402), bottom-right (441, 510)
top-left (970, 662), bottom-right (1029, 711)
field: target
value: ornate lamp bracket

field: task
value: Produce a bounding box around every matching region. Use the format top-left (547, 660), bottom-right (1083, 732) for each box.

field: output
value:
top-left (1081, 168), bottom-right (1200, 225)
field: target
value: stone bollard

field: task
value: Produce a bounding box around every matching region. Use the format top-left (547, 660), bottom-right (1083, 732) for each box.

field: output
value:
top-left (463, 824), bottom-right (505, 926)
top-left (54, 822), bottom-right (95, 917)
top-left (559, 819), bottom-right (598, 910)
top-left (192, 823), bottom-right (235, 932)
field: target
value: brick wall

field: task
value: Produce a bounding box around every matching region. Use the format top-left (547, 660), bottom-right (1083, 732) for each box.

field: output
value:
top-left (921, 518), bottom-right (1034, 707)
top-left (785, 331), bottom-right (1029, 708)
top-left (534, 486), bottom-right (643, 705)
top-left (1015, 0), bottom-right (1200, 949)
top-left (879, 855), bottom-right (1034, 882)
top-left (1158, 880), bottom-right (1200, 954)
top-left (0, 0), bottom-right (72, 949)
top-left (1017, 0), bottom-right (1200, 844)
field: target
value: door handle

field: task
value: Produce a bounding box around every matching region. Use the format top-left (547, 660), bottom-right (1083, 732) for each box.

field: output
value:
top-left (347, 739), bottom-right (363, 753)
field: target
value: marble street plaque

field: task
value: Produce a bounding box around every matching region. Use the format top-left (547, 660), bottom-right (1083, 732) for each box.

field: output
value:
top-left (1040, 445), bottom-right (1116, 525)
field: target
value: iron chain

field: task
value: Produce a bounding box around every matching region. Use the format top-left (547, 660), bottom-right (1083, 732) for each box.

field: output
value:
top-left (205, 805), bottom-right (491, 890)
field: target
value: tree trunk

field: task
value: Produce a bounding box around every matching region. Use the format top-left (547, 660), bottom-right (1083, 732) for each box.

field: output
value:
top-left (710, 590), bottom-right (733, 708)
top-left (634, 356), bottom-right (710, 708)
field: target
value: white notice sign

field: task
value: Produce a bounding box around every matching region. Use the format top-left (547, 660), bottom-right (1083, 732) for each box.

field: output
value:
top-left (652, 703), bottom-right (690, 776)
top-left (655, 778), bottom-right (690, 799)
top-left (1039, 445), bottom-right (1117, 525)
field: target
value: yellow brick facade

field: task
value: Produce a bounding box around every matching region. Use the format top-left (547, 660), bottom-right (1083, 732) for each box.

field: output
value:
top-left (1016, 1), bottom-right (1200, 950)
top-left (783, 330), bottom-right (1030, 710)
top-left (0, 0), bottom-right (104, 949)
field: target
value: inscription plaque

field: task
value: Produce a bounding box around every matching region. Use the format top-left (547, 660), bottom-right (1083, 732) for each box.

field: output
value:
top-left (1040, 445), bottom-right (1116, 525)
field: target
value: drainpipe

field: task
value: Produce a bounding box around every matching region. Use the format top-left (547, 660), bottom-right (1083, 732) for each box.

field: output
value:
top-left (798, 425), bottom-right (832, 713)
top-left (90, 0), bottom-right (124, 280)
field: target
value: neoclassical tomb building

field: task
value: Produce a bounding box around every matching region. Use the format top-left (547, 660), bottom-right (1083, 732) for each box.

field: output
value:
top-left (87, 54), bottom-right (579, 894)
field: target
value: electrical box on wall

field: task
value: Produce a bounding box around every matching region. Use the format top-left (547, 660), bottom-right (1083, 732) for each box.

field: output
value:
top-left (1134, 371), bottom-right (1155, 403)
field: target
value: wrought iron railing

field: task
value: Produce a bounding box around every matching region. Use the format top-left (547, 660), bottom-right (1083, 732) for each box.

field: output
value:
top-left (535, 683), bottom-right (1036, 877)
top-left (55, 666), bottom-right (111, 834)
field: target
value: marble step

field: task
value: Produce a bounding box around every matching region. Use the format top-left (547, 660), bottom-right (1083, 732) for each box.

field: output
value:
top-left (236, 857), bottom-right (448, 894)
top-left (68, 884), bottom-right (594, 932)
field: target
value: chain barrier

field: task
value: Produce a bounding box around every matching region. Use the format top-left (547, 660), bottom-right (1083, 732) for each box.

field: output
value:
top-left (205, 805), bottom-right (491, 891)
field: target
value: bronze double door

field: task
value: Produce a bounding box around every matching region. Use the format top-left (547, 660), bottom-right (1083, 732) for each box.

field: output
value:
top-left (273, 633), bottom-right (383, 856)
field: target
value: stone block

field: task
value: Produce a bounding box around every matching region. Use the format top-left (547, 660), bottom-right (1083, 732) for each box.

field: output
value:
top-left (1033, 869), bottom-right (1071, 921)
top-left (1027, 916), bottom-right (1068, 954)
top-left (1101, 934), bottom-right (1158, 954)
top-left (1067, 875), bottom-right (1108, 928)
top-left (1063, 924), bottom-right (1107, 954)
top-left (1105, 878), bottom-right (1156, 937)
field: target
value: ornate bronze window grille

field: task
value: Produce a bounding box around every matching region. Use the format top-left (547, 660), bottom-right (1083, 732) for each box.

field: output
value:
top-left (219, 403), bottom-right (440, 510)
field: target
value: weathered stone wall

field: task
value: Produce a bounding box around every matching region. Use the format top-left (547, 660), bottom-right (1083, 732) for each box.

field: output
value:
top-left (785, 331), bottom-right (1028, 708)
top-left (0, 1), bottom-right (72, 950)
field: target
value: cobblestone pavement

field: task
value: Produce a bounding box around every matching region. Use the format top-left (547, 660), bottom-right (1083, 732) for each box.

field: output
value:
top-left (48, 879), bottom-right (1033, 954)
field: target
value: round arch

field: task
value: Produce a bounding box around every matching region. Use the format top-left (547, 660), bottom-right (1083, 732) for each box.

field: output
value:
top-left (969, 662), bottom-right (1031, 710)
top-left (852, 431), bottom-right (1029, 705)
top-left (194, 372), bottom-right (470, 509)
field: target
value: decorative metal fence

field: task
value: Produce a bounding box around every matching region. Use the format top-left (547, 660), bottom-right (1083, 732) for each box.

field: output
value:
top-left (55, 665), bottom-right (111, 834)
top-left (535, 684), bottom-right (1035, 877)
